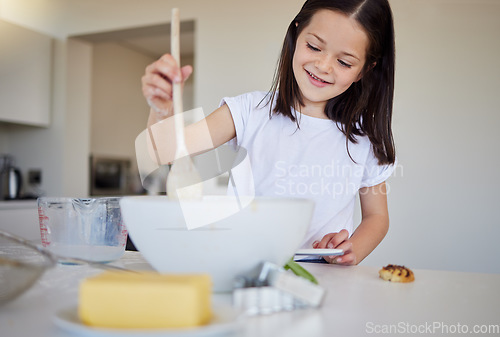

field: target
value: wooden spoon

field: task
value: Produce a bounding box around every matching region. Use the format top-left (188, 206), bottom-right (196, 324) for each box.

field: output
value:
top-left (166, 8), bottom-right (202, 200)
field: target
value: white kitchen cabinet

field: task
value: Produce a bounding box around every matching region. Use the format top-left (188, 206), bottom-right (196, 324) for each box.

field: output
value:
top-left (0, 201), bottom-right (40, 241)
top-left (0, 20), bottom-right (52, 126)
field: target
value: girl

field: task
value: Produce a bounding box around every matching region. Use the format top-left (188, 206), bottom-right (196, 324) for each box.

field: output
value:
top-left (141, 0), bottom-right (396, 265)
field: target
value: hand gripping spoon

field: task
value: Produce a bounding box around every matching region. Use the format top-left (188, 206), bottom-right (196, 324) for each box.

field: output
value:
top-left (166, 8), bottom-right (203, 200)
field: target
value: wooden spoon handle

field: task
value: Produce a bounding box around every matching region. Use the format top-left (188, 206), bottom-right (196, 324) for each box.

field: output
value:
top-left (171, 8), bottom-right (187, 155)
top-left (171, 8), bottom-right (182, 116)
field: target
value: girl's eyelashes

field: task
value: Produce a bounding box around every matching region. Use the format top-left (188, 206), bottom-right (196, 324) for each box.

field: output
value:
top-left (306, 43), bottom-right (320, 52)
top-left (306, 42), bottom-right (353, 69)
top-left (338, 59), bottom-right (352, 68)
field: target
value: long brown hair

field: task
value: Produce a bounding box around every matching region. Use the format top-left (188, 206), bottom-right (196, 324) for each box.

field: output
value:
top-left (267, 0), bottom-right (396, 165)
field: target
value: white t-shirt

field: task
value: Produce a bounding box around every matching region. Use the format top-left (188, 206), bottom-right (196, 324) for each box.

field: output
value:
top-left (220, 91), bottom-right (395, 248)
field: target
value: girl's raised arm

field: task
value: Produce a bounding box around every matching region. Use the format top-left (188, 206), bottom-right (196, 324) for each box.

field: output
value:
top-left (142, 53), bottom-right (236, 164)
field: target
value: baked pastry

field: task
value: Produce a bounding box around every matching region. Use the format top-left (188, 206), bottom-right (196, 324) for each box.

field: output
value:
top-left (379, 264), bottom-right (415, 283)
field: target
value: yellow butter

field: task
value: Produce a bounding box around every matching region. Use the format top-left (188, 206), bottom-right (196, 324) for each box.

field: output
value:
top-left (79, 271), bottom-right (212, 329)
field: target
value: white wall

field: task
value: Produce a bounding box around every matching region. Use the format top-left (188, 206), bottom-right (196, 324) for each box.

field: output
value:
top-left (360, 0), bottom-right (500, 274)
top-left (63, 38), bottom-right (92, 197)
top-left (90, 42), bottom-right (153, 161)
top-left (1, 0), bottom-right (499, 274)
top-left (90, 43), bottom-right (194, 160)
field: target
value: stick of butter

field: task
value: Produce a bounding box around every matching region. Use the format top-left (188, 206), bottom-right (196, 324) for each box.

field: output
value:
top-left (79, 271), bottom-right (212, 329)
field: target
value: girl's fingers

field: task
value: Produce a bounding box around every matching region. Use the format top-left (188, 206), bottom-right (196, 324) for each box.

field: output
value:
top-left (143, 59), bottom-right (177, 89)
top-left (316, 235), bottom-right (333, 249)
top-left (316, 229), bottom-right (350, 249)
top-left (142, 73), bottom-right (173, 98)
top-left (154, 54), bottom-right (183, 83)
top-left (335, 229), bottom-right (350, 244)
top-left (180, 65), bottom-right (193, 82)
top-left (154, 55), bottom-right (192, 84)
top-left (335, 240), bottom-right (353, 254)
top-left (141, 54), bottom-right (192, 117)
top-left (332, 251), bottom-right (356, 265)
top-left (143, 59), bottom-right (192, 99)
top-left (329, 239), bottom-right (354, 265)
top-left (143, 86), bottom-right (170, 105)
top-left (327, 229), bottom-right (349, 248)
top-left (150, 74), bottom-right (173, 95)
top-left (312, 230), bottom-right (354, 264)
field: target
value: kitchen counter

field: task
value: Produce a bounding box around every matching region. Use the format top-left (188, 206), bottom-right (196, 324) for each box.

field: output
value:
top-left (1, 252), bottom-right (499, 337)
top-left (0, 201), bottom-right (39, 241)
top-left (0, 199), bottom-right (37, 210)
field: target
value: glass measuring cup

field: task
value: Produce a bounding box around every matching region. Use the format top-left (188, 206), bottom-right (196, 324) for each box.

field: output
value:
top-left (38, 197), bottom-right (128, 263)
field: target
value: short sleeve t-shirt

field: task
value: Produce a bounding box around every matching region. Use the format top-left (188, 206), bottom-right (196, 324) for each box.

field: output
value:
top-left (220, 91), bottom-right (394, 248)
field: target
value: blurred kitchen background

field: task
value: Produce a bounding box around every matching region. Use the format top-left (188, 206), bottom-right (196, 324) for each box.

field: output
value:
top-left (1, 15), bottom-right (196, 199)
top-left (0, 0), bottom-right (499, 274)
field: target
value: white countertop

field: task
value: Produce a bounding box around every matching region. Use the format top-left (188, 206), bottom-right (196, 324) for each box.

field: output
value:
top-left (0, 199), bottom-right (37, 210)
top-left (1, 252), bottom-right (499, 337)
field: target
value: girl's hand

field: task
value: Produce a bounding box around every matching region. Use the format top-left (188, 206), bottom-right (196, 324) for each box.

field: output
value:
top-left (141, 53), bottom-right (193, 119)
top-left (312, 229), bottom-right (356, 265)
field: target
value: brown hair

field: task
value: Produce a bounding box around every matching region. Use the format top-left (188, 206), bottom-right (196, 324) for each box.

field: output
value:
top-left (267, 0), bottom-right (396, 165)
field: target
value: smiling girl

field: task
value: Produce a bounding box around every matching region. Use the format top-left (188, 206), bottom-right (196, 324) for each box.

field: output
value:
top-left (141, 0), bottom-right (397, 265)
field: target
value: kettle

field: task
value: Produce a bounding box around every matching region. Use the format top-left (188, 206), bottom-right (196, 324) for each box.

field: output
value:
top-left (0, 155), bottom-right (23, 200)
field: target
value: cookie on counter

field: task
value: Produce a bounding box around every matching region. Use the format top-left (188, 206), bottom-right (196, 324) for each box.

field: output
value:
top-left (379, 264), bottom-right (415, 283)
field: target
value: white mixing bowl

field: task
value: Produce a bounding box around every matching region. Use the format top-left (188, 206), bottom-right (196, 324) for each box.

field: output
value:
top-left (119, 196), bottom-right (314, 292)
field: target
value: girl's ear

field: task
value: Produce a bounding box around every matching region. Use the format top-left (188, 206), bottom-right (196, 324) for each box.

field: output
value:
top-left (356, 62), bottom-right (376, 82)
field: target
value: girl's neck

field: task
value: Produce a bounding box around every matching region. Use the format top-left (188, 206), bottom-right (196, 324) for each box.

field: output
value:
top-left (296, 101), bottom-right (329, 119)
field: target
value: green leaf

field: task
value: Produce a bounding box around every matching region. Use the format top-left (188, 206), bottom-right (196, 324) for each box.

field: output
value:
top-left (284, 258), bottom-right (319, 285)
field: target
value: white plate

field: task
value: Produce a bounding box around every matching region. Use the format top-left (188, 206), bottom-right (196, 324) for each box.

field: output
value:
top-left (295, 248), bottom-right (343, 256)
top-left (53, 305), bottom-right (242, 337)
